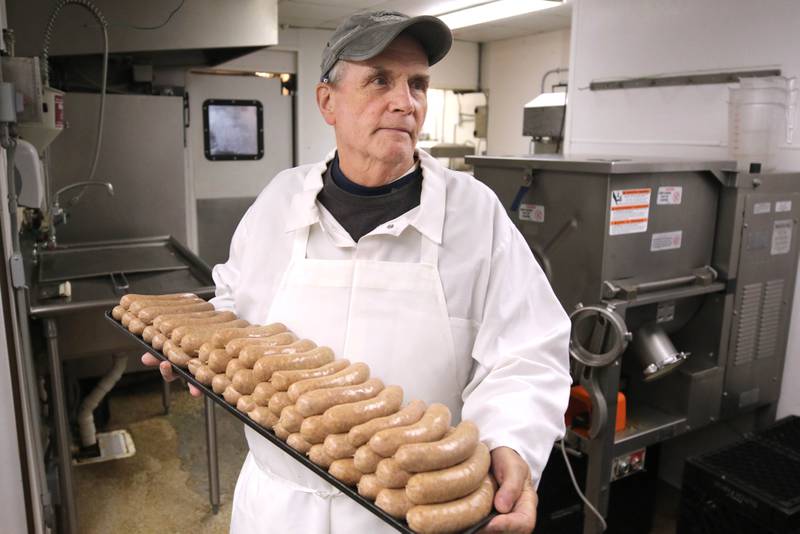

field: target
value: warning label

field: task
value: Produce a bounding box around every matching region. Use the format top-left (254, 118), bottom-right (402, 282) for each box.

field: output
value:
top-left (609, 188), bottom-right (651, 235)
top-left (771, 219), bottom-right (793, 255)
top-left (651, 230), bottom-right (683, 252)
top-left (657, 186), bottom-right (682, 205)
top-left (519, 203), bottom-right (545, 223)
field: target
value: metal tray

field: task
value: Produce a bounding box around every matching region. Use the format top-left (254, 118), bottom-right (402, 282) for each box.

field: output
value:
top-left (105, 311), bottom-right (495, 533)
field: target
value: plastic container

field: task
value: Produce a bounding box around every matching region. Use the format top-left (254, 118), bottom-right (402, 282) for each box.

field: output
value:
top-left (729, 76), bottom-right (797, 171)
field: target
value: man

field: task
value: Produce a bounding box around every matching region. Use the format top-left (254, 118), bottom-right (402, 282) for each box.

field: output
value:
top-left (144, 10), bottom-right (571, 533)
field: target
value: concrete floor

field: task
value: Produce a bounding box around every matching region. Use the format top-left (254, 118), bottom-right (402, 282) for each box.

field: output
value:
top-left (73, 377), bottom-right (248, 533)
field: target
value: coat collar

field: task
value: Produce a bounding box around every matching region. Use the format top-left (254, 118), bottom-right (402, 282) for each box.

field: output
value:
top-left (285, 148), bottom-right (446, 245)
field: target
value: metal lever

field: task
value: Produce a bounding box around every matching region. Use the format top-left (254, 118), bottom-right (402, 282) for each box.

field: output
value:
top-left (109, 272), bottom-right (129, 295)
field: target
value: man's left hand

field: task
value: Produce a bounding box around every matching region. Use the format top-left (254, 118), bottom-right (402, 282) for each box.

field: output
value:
top-left (479, 446), bottom-right (538, 534)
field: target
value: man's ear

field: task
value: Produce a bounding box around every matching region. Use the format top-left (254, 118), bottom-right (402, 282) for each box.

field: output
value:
top-left (316, 83), bottom-right (336, 126)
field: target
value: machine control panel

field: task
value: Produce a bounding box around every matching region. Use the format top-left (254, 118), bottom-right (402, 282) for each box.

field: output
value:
top-left (611, 448), bottom-right (646, 481)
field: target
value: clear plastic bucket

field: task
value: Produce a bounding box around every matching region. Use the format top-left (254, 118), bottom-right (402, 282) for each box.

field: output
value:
top-left (729, 76), bottom-right (797, 171)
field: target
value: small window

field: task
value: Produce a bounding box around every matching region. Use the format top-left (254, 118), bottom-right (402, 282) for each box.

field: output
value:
top-left (203, 99), bottom-right (264, 161)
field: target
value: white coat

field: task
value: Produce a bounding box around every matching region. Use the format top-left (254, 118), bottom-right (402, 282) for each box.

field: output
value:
top-left (211, 149), bottom-right (572, 533)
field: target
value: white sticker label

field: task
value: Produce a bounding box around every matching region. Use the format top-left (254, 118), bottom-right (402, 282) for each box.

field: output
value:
top-left (776, 200), bottom-right (793, 213)
top-left (609, 188), bottom-right (651, 235)
top-left (650, 230), bottom-right (683, 251)
top-left (754, 202), bottom-right (771, 215)
top-left (771, 219), bottom-right (793, 255)
top-left (657, 186), bottom-right (683, 205)
top-left (519, 203), bottom-right (545, 223)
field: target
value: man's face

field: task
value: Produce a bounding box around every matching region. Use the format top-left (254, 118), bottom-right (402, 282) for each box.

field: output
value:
top-left (319, 34), bottom-right (430, 168)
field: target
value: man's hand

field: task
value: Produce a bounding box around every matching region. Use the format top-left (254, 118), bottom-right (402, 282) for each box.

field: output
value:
top-left (479, 446), bottom-right (537, 534)
top-left (140, 353), bottom-right (202, 397)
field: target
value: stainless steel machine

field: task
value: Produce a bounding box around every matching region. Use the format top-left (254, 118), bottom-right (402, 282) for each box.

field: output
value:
top-left (466, 154), bottom-right (800, 533)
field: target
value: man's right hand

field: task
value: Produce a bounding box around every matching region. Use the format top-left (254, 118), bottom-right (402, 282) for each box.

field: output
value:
top-left (141, 353), bottom-right (202, 397)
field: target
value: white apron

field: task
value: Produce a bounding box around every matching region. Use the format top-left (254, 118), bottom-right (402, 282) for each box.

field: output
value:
top-left (231, 218), bottom-right (465, 533)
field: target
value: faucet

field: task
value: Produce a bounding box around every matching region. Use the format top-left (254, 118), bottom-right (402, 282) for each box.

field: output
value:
top-left (48, 181), bottom-right (114, 247)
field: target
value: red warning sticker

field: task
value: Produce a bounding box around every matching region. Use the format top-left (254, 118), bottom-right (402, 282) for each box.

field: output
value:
top-left (609, 188), bottom-right (651, 235)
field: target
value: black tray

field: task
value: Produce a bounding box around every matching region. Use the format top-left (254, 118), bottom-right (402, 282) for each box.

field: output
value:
top-left (105, 311), bottom-right (495, 533)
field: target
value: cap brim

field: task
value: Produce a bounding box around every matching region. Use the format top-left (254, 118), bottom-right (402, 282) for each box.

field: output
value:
top-left (338, 16), bottom-right (453, 68)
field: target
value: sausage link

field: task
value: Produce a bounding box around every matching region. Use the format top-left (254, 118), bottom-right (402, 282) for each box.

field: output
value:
top-left (226, 336), bottom-right (310, 359)
top-left (251, 382), bottom-right (276, 406)
top-left (348, 399), bottom-right (426, 448)
top-left (353, 444), bottom-right (384, 474)
top-left (207, 349), bottom-right (234, 374)
top-left (287, 433), bottom-right (312, 454)
top-left (248, 406), bottom-right (278, 428)
top-left (268, 392), bottom-right (293, 416)
top-left (163, 340), bottom-right (191, 368)
top-left (368, 403), bottom-right (451, 457)
top-left (212, 374), bottom-right (231, 395)
top-left (128, 317), bottom-right (148, 335)
top-left (322, 386), bottom-right (403, 435)
top-left (329, 458), bottom-right (362, 486)
top-left (271, 359), bottom-right (350, 392)
top-left (287, 363), bottom-right (369, 402)
top-left (405, 443), bottom-right (490, 505)
top-left (156, 311), bottom-right (236, 335)
top-left (395, 421), bottom-right (479, 473)
top-left (296, 378), bottom-right (384, 417)
top-left (278, 405), bottom-right (305, 433)
top-left (121, 312), bottom-right (136, 327)
top-left (223, 385), bottom-right (242, 406)
top-left (375, 458), bottom-right (412, 489)
top-left (194, 364), bottom-right (216, 386)
top-left (178, 320), bottom-right (250, 354)
top-left (112, 305), bottom-right (126, 320)
top-left (142, 325), bottom-right (158, 343)
top-left (128, 297), bottom-right (203, 315)
top-left (225, 359), bottom-right (248, 379)
top-left (120, 292), bottom-right (197, 309)
top-left (253, 347), bottom-right (335, 382)
top-left (187, 358), bottom-right (202, 376)
top-left (237, 338), bottom-right (314, 368)
top-left (299, 415), bottom-right (328, 444)
top-left (232, 369), bottom-right (258, 395)
top-left (138, 302), bottom-right (214, 324)
top-left (375, 488), bottom-right (413, 519)
top-left (198, 342), bottom-right (214, 363)
top-left (151, 333), bottom-right (167, 351)
top-left (210, 323), bottom-right (288, 348)
top-left (357, 474), bottom-right (385, 500)
top-left (237, 395), bottom-right (257, 413)
top-left (273, 424), bottom-right (290, 441)
top-left (309, 444), bottom-right (333, 468)
top-left (323, 433), bottom-right (357, 460)
top-left (406, 474), bottom-right (496, 534)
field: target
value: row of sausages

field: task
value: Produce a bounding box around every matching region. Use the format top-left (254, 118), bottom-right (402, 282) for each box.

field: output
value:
top-left (113, 293), bottom-right (495, 534)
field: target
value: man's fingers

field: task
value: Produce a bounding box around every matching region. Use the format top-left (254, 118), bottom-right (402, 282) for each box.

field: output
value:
top-left (188, 383), bottom-right (203, 397)
top-left (158, 361), bottom-right (178, 382)
top-left (494, 461), bottom-right (526, 513)
top-left (482, 480), bottom-right (537, 534)
top-left (141, 353), bottom-right (160, 367)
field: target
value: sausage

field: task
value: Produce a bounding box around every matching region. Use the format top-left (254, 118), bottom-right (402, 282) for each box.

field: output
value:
top-left (120, 292), bottom-right (198, 309)
top-left (226, 336), bottom-right (310, 359)
top-left (249, 406), bottom-right (278, 428)
top-left (210, 323), bottom-right (288, 348)
top-left (121, 312), bottom-right (136, 327)
top-left (198, 342), bottom-right (214, 363)
top-left (271, 359), bottom-right (350, 392)
top-left (329, 458), bottom-right (362, 486)
top-left (323, 433), bottom-right (357, 460)
top-left (142, 325), bottom-right (158, 343)
top-left (375, 458), bottom-right (412, 488)
top-left (236, 338), bottom-right (314, 368)
top-left (368, 403), bottom-right (451, 457)
top-left (128, 297), bottom-right (203, 315)
top-left (155, 311), bottom-right (237, 335)
top-left (287, 433), bottom-right (312, 454)
top-left (309, 444), bottom-right (333, 468)
top-left (395, 421), bottom-right (479, 473)
top-left (287, 363), bottom-right (370, 402)
top-left (112, 305), bottom-right (126, 321)
top-left (252, 382), bottom-right (276, 406)
top-left (137, 302), bottom-right (214, 324)
top-left (296, 378), bottom-right (384, 417)
top-left (237, 395), bottom-right (257, 413)
top-left (278, 405), bottom-right (305, 433)
top-left (194, 365), bottom-right (217, 386)
top-left (128, 317), bottom-right (148, 335)
top-left (357, 474), bottom-right (385, 500)
top-left (348, 399), bottom-right (426, 448)
top-left (151, 333), bottom-right (167, 351)
top-left (225, 359), bottom-right (248, 379)
top-left (321, 386), bottom-right (403, 435)
top-left (252, 347), bottom-right (335, 382)
top-left (177, 320), bottom-right (250, 354)
top-left (232, 369), bottom-right (258, 395)
top-left (353, 444), bottom-right (384, 474)
top-left (187, 358), bottom-right (202, 376)
top-left (299, 415), bottom-right (328, 444)
top-left (207, 349), bottom-right (234, 374)
top-left (273, 424), bottom-right (291, 441)
top-left (406, 474), bottom-right (496, 534)
top-left (268, 392), bottom-right (293, 416)
top-left (212, 374), bottom-right (231, 395)
top-left (223, 385), bottom-right (242, 405)
top-left (375, 488), bottom-right (413, 519)
top-left (405, 443), bottom-right (490, 505)
top-left (163, 341), bottom-right (192, 368)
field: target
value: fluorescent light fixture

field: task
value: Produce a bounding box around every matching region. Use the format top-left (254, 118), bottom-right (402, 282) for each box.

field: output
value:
top-left (438, 0), bottom-right (562, 30)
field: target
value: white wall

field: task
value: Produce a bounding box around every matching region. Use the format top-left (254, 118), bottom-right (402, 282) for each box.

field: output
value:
top-left (565, 0), bottom-right (800, 420)
top-left (481, 29), bottom-right (571, 155)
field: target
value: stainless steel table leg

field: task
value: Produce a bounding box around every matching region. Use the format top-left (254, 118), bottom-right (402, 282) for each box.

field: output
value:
top-left (162, 380), bottom-right (170, 415)
top-left (44, 318), bottom-right (78, 534)
top-left (205, 396), bottom-right (220, 514)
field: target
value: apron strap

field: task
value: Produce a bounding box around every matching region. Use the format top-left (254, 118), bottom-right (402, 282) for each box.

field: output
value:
top-left (419, 232), bottom-right (440, 267)
top-left (292, 225), bottom-right (311, 260)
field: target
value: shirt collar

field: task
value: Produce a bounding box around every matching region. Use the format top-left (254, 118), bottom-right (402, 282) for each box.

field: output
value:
top-left (284, 147), bottom-right (446, 245)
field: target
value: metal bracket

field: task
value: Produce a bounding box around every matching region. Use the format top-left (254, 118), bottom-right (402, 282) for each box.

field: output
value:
top-left (509, 172), bottom-right (534, 212)
top-left (590, 68), bottom-right (781, 91)
top-left (9, 253), bottom-right (26, 288)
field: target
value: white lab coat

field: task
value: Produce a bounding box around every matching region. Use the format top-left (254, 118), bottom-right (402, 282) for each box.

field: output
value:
top-left (211, 149), bottom-right (571, 531)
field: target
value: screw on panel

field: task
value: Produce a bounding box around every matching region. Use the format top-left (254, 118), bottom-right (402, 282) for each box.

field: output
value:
top-left (723, 391), bottom-right (728, 397)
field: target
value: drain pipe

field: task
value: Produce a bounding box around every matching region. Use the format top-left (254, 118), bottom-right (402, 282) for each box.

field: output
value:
top-left (78, 353), bottom-right (127, 447)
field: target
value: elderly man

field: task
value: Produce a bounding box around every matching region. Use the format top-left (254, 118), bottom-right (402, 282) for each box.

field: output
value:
top-left (145, 9), bottom-right (570, 534)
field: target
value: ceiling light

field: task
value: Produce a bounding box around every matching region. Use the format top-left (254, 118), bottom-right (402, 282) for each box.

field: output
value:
top-left (437, 0), bottom-right (562, 30)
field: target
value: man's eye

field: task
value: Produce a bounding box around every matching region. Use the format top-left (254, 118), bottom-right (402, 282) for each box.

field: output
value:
top-left (372, 77), bottom-right (388, 86)
top-left (411, 80), bottom-right (428, 91)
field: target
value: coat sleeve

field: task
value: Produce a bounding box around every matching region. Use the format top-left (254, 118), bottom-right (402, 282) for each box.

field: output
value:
top-left (209, 207), bottom-right (252, 314)
top-left (460, 208), bottom-right (572, 487)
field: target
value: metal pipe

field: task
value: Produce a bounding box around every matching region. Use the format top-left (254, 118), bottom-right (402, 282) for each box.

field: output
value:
top-left (205, 396), bottom-right (220, 514)
top-left (77, 353), bottom-right (127, 447)
top-left (541, 67), bottom-right (569, 94)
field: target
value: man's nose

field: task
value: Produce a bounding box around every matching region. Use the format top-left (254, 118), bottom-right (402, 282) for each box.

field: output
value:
top-left (389, 81), bottom-right (415, 114)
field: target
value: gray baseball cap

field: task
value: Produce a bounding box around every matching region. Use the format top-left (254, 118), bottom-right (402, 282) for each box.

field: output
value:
top-left (320, 10), bottom-right (453, 82)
